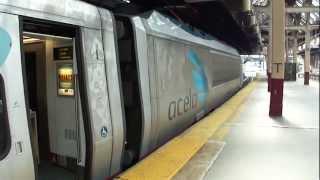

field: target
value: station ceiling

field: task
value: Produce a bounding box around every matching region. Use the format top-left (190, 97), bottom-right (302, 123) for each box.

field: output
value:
top-left (253, 0), bottom-right (319, 50)
top-left (82, 0), bottom-right (259, 54)
top-left (82, 0), bottom-right (319, 54)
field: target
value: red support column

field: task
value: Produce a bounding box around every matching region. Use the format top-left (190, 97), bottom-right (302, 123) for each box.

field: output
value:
top-left (267, 29), bottom-right (272, 92)
top-left (293, 35), bottom-right (298, 81)
top-left (304, 29), bottom-right (311, 85)
top-left (267, 45), bottom-right (272, 92)
top-left (304, 72), bottom-right (310, 85)
top-left (269, 78), bottom-right (284, 116)
top-left (269, 0), bottom-right (285, 117)
top-left (267, 72), bottom-right (271, 92)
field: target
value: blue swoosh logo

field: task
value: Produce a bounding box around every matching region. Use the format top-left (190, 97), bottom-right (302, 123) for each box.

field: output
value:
top-left (0, 28), bottom-right (12, 66)
top-left (186, 49), bottom-right (208, 105)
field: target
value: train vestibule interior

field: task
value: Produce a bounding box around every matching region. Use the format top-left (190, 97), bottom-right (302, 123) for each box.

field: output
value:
top-left (22, 22), bottom-right (85, 180)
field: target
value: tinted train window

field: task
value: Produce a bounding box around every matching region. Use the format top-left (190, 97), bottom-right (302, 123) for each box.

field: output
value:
top-left (0, 75), bottom-right (11, 160)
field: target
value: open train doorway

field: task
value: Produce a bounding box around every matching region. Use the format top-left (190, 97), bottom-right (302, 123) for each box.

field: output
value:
top-left (21, 20), bottom-right (86, 180)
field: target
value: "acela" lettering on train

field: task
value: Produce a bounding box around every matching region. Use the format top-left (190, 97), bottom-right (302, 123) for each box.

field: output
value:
top-left (168, 88), bottom-right (198, 120)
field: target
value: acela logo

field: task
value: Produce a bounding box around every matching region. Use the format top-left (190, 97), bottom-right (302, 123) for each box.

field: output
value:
top-left (0, 28), bottom-right (12, 66)
top-left (186, 49), bottom-right (208, 105)
top-left (167, 49), bottom-right (208, 121)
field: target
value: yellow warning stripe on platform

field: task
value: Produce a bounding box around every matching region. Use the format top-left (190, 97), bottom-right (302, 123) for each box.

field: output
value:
top-left (117, 82), bottom-right (257, 180)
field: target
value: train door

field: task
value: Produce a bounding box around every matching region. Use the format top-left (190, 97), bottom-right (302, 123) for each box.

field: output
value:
top-left (0, 13), bottom-right (35, 180)
top-left (115, 16), bottom-right (143, 168)
top-left (21, 20), bottom-right (87, 180)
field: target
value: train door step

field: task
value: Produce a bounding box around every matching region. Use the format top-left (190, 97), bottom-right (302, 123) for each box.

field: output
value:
top-left (172, 140), bottom-right (225, 180)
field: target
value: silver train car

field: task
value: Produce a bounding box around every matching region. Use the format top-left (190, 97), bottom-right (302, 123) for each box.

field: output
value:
top-left (0, 0), bottom-right (242, 179)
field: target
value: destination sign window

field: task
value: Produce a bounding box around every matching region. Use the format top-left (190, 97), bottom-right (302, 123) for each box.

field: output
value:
top-left (54, 46), bottom-right (73, 61)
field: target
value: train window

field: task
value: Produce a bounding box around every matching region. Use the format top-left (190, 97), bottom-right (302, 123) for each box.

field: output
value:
top-left (0, 75), bottom-right (11, 160)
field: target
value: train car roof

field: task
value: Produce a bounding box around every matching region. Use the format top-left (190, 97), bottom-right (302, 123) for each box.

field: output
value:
top-left (0, 0), bottom-right (108, 29)
top-left (134, 10), bottom-right (239, 56)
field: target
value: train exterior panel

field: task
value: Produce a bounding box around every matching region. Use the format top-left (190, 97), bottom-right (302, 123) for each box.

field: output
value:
top-left (132, 11), bottom-right (242, 152)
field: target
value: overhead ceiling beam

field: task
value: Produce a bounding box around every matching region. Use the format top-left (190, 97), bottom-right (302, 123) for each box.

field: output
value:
top-left (286, 7), bottom-right (320, 13)
top-left (286, 25), bottom-right (319, 30)
top-left (254, 6), bottom-right (319, 14)
top-left (260, 25), bottom-right (319, 31)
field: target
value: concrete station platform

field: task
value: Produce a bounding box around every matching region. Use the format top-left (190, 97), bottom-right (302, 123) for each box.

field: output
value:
top-left (117, 79), bottom-right (319, 180)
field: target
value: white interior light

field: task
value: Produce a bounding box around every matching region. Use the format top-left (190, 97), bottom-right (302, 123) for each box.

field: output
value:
top-left (23, 36), bottom-right (41, 43)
